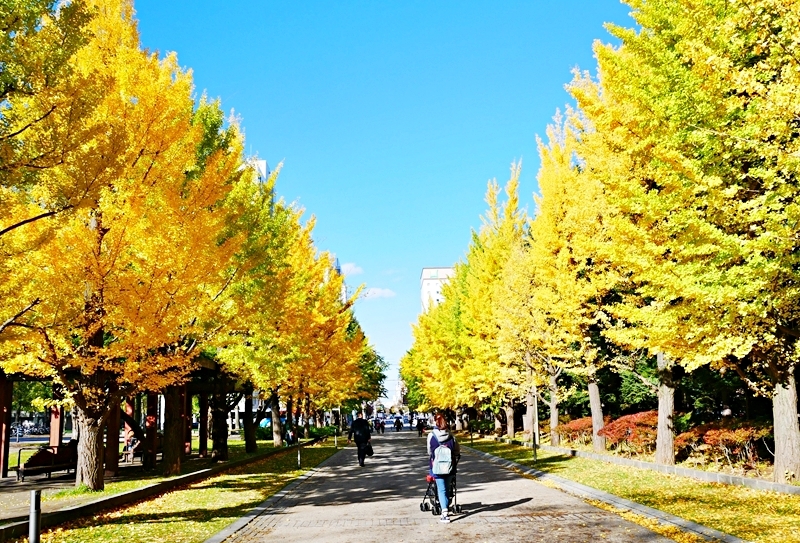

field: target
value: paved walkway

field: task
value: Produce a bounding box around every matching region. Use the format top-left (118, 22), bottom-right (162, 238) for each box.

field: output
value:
top-left (210, 431), bottom-right (672, 543)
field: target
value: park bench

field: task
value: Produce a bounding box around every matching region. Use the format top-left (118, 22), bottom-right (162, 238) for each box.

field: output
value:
top-left (16, 439), bottom-right (78, 482)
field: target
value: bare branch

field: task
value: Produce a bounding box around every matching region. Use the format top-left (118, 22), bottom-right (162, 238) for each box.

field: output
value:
top-left (212, 267), bottom-right (240, 302)
top-left (630, 370), bottom-right (659, 394)
top-left (0, 105), bottom-right (58, 141)
top-left (0, 298), bottom-right (40, 335)
top-left (0, 205), bottom-right (72, 238)
top-left (777, 324), bottom-right (800, 339)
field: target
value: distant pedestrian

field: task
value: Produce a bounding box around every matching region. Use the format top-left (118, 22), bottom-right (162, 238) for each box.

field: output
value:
top-left (417, 418), bottom-right (425, 437)
top-left (394, 418), bottom-right (402, 432)
top-left (380, 420), bottom-right (385, 434)
top-left (347, 412), bottom-right (372, 466)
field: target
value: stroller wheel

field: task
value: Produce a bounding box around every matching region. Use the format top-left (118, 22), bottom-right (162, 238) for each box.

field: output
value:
top-left (423, 503), bottom-right (431, 511)
top-left (433, 505), bottom-right (441, 516)
top-left (455, 504), bottom-right (463, 513)
top-left (419, 503), bottom-right (425, 512)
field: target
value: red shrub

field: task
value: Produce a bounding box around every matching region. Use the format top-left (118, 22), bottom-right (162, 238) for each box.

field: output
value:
top-left (676, 419), bottom-right (773, 473)
top-left (556, 417), bottom-right (594, 446)
top-left (675, 429), bottom-right (701, 450)
top-left (598, 411), bottom-right (659, 455)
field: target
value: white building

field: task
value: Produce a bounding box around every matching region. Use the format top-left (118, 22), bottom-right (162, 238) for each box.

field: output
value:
top-left (332, 256), bottom-right (348, 303)
top-left (252, 159), bottom-right (270, 183)
top-left (420, 267), bottom-right (454, 312)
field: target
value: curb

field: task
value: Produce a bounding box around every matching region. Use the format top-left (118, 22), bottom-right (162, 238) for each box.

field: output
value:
top-left (493, 437), bottom-right (800, 495)
top-left (0, 438), bottom-right (324, 542)
top-left (464, 445), bottom-right (750, 543)
top-left (202, 447), bottom-right (345, 543)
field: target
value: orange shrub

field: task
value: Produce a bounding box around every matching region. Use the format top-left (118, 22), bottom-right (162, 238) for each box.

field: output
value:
top-left (598, 411), bottom-right (659, 455)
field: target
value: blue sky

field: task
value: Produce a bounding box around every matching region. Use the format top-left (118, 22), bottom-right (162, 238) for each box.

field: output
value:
top-left (134, 1), bottom-right (634, 403)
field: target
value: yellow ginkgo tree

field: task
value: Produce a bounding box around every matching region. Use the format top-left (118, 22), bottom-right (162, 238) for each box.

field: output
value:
top-left (405, 166), bottom-right (527, 435)
top-left (0, 0), bottom-right (246, 490)
top-left (216, 177), bottom-right (373, 448)
top-left (568, 0), bottom-right (800, 479)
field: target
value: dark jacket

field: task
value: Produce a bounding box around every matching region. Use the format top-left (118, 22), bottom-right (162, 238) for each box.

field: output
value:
top-left (348, 418), bottom-right (371, 444)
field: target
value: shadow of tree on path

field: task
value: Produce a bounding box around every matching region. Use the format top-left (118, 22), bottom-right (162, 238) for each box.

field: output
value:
top-left (452, 497), bottom-right (532, 522)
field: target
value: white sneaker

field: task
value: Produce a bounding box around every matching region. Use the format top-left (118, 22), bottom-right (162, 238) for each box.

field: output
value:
top-left (439, 510), bottom-right (450, 523)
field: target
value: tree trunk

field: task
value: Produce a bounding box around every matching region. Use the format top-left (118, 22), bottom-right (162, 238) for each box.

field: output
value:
top-left (270, 391), bottom-right (283, 447)
top-left (549, 371), bottom-right (560, 447)
top-left (243, 388), bottom-right (257, 453)
top-left (198, 393), bottom-right (209, 457)
top-left (588, 375), bottom-right (606, 453)
top-left (144, 393), bottom-right (158, 470)
top-left (162, 386), bottom-right (183, 476)
top-left (120, 407), bottom-right (145, 442)
top-left (210, 391), bottom-right (229, 461)
top-left (72, 406), bottom-right (81, 442)
top-left (285, 396), bottom-right (294, 443)
top-left (295, 397), bottom-right (304, 439)
top-left (254, 400), bottom-right (268, 428)
top-left (75, 410), bottom-right (105, 490)
top-left (772, 370), bottom-right (800, 483)
top-left (494, 409), bottom-right (503, 434)
top-left (183, 389), bottom-right (192, 457)
top-left (655, 352), bottom-right (675, 465)
top-left (523, 355), bottom-right (535, 442)
top-left (524, 390), bottom-right (534, 439)
top-left (103, 396), bottom-right (120, 476)
top-left (303, 394), bottom-right (311, 438)
top-left (504, 403), bottom-right (515, 439)
top-left (454, 408), bottom-right (463, 431)
top-left (123, 398), bottom-right (137, 449)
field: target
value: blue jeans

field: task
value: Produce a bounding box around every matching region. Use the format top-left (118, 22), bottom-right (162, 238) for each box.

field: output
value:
top-left (433, 474), bottom-right (452, 512)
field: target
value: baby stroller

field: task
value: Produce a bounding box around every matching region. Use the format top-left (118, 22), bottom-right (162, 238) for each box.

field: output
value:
top-left (419, 456), bottom-right (462, 515)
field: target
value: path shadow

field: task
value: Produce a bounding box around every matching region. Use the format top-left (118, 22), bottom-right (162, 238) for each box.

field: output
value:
top-left (285, 432), bottom-right (523, 508)
top-left (451, 497), bottom-right (532, 522)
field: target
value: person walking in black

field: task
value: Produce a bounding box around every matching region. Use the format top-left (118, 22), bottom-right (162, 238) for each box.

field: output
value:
top-left (347, 412), bottom-right (372, 466)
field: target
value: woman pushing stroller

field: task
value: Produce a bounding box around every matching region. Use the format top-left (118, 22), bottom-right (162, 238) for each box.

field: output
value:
top-left (427, 412), bottom-right (461, 523)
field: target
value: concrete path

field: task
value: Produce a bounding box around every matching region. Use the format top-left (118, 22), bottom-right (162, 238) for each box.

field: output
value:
top-left (214, 431), bottom-right (672, 543)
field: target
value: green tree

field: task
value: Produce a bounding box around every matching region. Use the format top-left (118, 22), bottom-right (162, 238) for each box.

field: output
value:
top-left (11, 381), bottom-right (50, 422)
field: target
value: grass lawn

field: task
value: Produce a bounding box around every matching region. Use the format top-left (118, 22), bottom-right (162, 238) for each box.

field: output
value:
top-left (0, 438), bottom-right (283, 509)
top-left (44, 438), bottom-right (282, 502)
top-left (468, 438), bottom-right (800, 543)
top-left (15, 442), bottom-right (338, 543)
